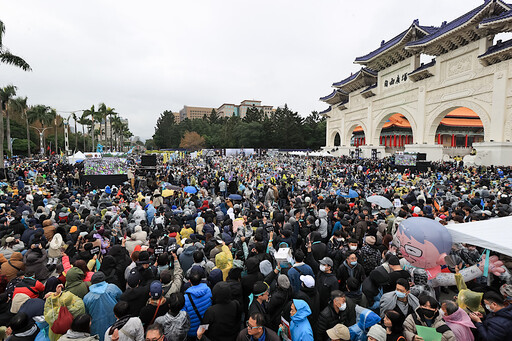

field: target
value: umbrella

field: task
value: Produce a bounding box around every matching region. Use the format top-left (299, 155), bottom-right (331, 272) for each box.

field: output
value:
top-left (162, 189), bottom-right (174, 197)
top-left (166, 184), bottom-right (181, 191)
top-left (297, 180), bottom-right (308, 187)
top-left (366, 195), bottom-right (393, 208)
top-left (228, 194), bottom-right (242, 201)
top-left (183, 186), bottom-right (198, 194)
top-left (341, 189), bottom-right (359, 198)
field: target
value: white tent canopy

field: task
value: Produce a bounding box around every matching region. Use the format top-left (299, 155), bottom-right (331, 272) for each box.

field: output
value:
top-left (446, 216), bottom-right (512, 257)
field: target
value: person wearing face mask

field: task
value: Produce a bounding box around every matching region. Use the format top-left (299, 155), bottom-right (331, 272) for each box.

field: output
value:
top-left (337, 253), bottom-right (366, 293)
top-left (440, 300), bottom-right (474, 341)
top-left (327, 230), bottom-right (347, 267)
top-left (404, 295), bottom-right (455, 341)
top-left (379, 278), bottom-right (419, 319)
top-left (307, 254), bottom-right (338, 311)
top-left (469, 291), bottom-right (512, 341)
top-left (317, 291), bottom-right (356, 341)
top-left (342, 238), bottom-right (361, 261)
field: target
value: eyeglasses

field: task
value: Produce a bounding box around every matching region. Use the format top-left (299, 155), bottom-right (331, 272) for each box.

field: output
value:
top-left (404, 245), bottom-right (423, 257)
top-left (145, 335), bottom-right (163, 341)
top-left (246, 321), bottom-right (262, 329)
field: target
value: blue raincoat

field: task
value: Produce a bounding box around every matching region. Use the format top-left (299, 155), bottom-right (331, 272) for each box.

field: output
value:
top-left (83, 281), bottom-right (122, 341)
top-left (349, 308), bottom-right (381, 341)
top-left (291, 299), bottom-right (314, 341)
top-left (145, 203), bottom-right (156, 225)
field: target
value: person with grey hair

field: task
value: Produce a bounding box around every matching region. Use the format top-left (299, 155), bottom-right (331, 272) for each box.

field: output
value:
top-left (441, 300), bottom-right (475, 341)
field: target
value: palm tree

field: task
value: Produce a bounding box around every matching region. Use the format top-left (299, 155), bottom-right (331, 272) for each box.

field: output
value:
top-left (0, 20), bottom-right (31, 71)
top-left (0, 85), bottom-right (17, 157)
top-left (9, 96), bottom-right (30, 157)
top-left (83, 105), bottom-right (101, 150)
top-left (107, 110), bottom-right (118, 151)
top-left (27, 105), bottom-right (55, 155)
top-left (111, 115), bottom-right (123, 151)
top-left (0, 20), bottom-right (31, 176)
top-left (78, 113), bottom-right (91, 151)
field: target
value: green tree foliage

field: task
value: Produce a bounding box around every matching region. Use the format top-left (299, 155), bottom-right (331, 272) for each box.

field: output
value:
top-left (152, 105), bottom-right (326, 150)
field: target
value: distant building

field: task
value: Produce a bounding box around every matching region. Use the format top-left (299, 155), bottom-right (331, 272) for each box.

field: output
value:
top-left (173, 112), bottom-right (181, 124)
top-left (217, 100), bottom-right (274, 118)
top-left (179, 106), bottom-right (215, 121)
top-left (94, 117), bottom-right (129, 144)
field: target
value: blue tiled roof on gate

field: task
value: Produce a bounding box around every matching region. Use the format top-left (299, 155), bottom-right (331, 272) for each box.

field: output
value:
top-left (407, 0), bottom-right (510, 48)
top-left (319, 107), bottom-right (332, 115)
top-left (355, 21), bottom-right (438, 62)
top-left (409, 59), bottom-right (436, 75)
top-left (478, 37), bottom-right (512, 57)
top-left (332, 68), bottom-right (377, 87)
top-left (319, 90), bottom-right (337, 101)
top-left (480, 8), bottom-right (512, 25)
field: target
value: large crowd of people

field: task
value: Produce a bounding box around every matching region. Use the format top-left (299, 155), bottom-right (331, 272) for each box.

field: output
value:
top-left (0, 153), bottom-right (511, 341)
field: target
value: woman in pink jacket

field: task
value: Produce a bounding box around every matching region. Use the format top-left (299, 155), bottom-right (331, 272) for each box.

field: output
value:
top-left (441, 301), bottom-right (475, 341)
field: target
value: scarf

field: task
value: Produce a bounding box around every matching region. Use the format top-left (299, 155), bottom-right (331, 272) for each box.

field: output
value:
top-left (109, 316), bottom-right (131, 335)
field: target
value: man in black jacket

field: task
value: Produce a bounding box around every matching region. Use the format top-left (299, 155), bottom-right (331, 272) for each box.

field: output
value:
top-left (235, 313), bottom-right (279, 341)
top-left (307, 250), bottom-right (338, 311)
top-left (316, 291), bottom-right (356, 341)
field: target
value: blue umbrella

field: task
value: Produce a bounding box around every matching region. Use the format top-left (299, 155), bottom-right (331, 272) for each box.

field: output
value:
top-left (183, 186), bottom-right (198, 194)
top-left (341, 189), bottom-right (359, 198)
top-left (228, 194), bottom-right (242, 201)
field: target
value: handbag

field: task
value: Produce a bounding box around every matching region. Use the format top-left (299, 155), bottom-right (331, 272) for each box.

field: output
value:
top-left (51, 300), bottom-right (74, 335)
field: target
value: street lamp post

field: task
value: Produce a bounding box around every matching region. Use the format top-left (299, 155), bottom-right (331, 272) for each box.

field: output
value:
top-left (30, 126), bottom-right (51, 156)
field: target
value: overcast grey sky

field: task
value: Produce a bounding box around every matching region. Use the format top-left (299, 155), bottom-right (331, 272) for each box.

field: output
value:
top-left (1, 0), bottom-right (486, 139)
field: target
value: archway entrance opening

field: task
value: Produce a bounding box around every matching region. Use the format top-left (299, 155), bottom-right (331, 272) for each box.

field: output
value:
top-left (378, 114), bottom-right (413, 152)
top-left (434, 107), bottom-right (484, 158)
top-left (334, 132), bottom-right (341, 146)
top-left (350, 126), bottom-right (366, 147)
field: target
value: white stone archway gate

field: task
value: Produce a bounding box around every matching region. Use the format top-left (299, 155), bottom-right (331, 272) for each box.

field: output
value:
top-left (321, 1), bottom-right (512, 165)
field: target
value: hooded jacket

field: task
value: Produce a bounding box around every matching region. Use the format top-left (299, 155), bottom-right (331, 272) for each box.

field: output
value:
top-left (65, 267), bottom-right (89, 299)
top-left (474, 304), bottom-right (512, 341)
top-left (104, 317), bottom-right (144, 341)
top-left (317, 297), bottom-right (356, 341)
top-left (1, 251), bottom-right (25, 281)
top-left (290, 299), bottom-right (314, 341)
top-left (155, 310), bottom-right (190, 341)
top-left (43, 220), bottom-right (56, 242)
top-left (44, 291), bottom-right (86, 341)
top-left (349, 308), bottom-right (381, 341)
top-left (83, 281), bottom-right (122, 341)
top-left (24, 249), bottom-right (50, 281)
top-left (183, 282), bottom-right (212, 337)
top-left (202, 282), bottom-right (242, 341)
top-left (442, 307), bottom-right (474, 341)
top-left (315, 210), bottom-right (328, 239)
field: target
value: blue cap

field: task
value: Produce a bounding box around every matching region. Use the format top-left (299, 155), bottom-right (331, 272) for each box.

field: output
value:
top-left (150, 280), bottom-right (162, 299)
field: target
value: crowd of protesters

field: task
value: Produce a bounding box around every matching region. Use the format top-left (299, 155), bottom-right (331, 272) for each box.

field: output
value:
top-left (0, 154), bottom-right (511, 341)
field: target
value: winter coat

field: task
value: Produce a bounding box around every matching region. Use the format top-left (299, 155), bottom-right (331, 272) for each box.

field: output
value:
top-left (59, 331), bottom-right (99, 341)
top-left (295, 286), bottom-right (321, 329)
top-left (44, 291), bottom-right (86, 341)
top-left (360, 244), bottom-right (381, 276)
top-left (315, 271), bottom-right (338, 311)
top-left (139, 298), bottom-right (169, 327)
top-left (119, 285), bottom-right (150, 317)
top-left (0, 251), bottom-right (25, 281)
top-left (155, 311), bottom-right (190, 341)
top-left (8, 322), bottom-right (39, 341)
top-left (202, 282), bottom-right (242, 341)
top-left (65, 267), bottom-right (89, 299)
top-left (43, 220), bottom-right (56, 242)
top-left (349, 308), bottom-right (381, 341)
top-left (315, 210), bottom-right (328, 239)
top-left (84, 281), bottom-right (122, 341)
top-left (442, 307), bottom-right (474, 341)
top-left (379, 291), bottom-right (420, 319)
top-left (104, 317), bottom-right (144, 341)
top-left (403, 308), bottom-right (456, 341)
top-left (13, 277), bottom-right (45, 299)
top-left (183, 282), bottom-right (212, 337)
top-left (337, 260), bottom-right (366, 292)
top-left (178, 246), bottom-right (196, 273)
top-left (474, 304), bottom-right (512, 341)
top-left (290, 299), bottom-right (314, 341)
top-left (288, 263), bottom-right (315, 294)
top-left (24, 249), bottom-right (51, 281)
top-left (317, 298), bottom-right (356, 341)
top-left (241, 257), bottom-right (264, 312)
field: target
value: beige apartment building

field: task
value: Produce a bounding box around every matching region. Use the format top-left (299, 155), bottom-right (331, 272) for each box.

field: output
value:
top-left (217, 100), bottom-right (274, 118)
top-left (179, 106), bottom-right (215, 122)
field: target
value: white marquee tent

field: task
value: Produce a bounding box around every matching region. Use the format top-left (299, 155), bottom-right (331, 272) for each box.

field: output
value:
top-left (446, 216), bottom-right (512, 257)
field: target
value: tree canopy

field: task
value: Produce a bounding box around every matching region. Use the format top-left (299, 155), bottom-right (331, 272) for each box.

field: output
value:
top-left (152, 105), bottom-right (325, 150)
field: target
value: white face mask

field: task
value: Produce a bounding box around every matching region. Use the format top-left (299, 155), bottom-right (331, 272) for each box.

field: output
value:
top-left (319, 264), bottom-right (326, 272)
top-left (485, 304), bottom-right (494, 313)
top-left (339, 302), bottom-right (347, 311)
top-left (349, 245), bottom-right (357, 251)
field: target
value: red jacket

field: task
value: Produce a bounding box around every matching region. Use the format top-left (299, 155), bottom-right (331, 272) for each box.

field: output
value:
top-left (13, 278), bottom-right (45, 299)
